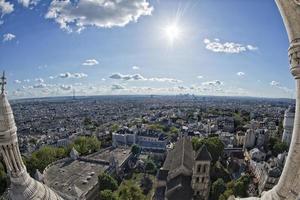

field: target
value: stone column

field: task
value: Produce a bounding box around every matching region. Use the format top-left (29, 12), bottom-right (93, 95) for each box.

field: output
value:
top-left (234, 1), bottom-right (300, 200)
top-left (270, 1), bottom-right (300, 199)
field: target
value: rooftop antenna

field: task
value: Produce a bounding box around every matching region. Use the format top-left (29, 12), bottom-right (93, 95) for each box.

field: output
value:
top-left (0, 71), bottom-right (6, 95)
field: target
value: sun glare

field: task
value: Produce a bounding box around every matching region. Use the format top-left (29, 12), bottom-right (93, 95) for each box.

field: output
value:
top-left (164, 24), bottom-right (181, 43)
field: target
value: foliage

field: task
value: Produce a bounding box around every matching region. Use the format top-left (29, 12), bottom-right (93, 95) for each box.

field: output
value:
top-left (131, 144), bottom-right (141, 156)
top-left (98, 173), bottom-right (118, 192)
top-left (232, 175), bottom-right (250, 197)
top-left (148, 124), bottom-right (165, 132)
top-left (25, 146), bottom-right (67, 174)
top-left (210, 161), bottom-right (231, 183)
top-left (211, 178), bottom-right (226, 200)
top-left (145, 159), bottom-right (157, 175)
top-left (111, 124), bottom-right (120, 132)
top-left (192, 137), bottom-right (224, 162)
top-left (219, 189), bottom-right (234, 200)
top-left (99, 190), bottom-right (118, 200)
top-left (169, 126), bottom-right (179, 134)
top-left (118, 181), bottom-right (146, 200)
top-left (140, 176), bottom-right (153, 195)
top-left (73, 136), bottom-right (101, 155)
top-left (269, 137), bottom-right (288, 156)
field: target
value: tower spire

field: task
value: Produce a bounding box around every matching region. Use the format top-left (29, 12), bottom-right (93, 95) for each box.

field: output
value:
top-left (0, 71), bottom-right (6, 95)
top-left (0, 75), bottom-right (63, 200)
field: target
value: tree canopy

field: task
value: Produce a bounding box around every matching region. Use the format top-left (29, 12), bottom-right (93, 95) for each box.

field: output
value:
top-left (73, 136), bottom-right (101, 155)
top-left (98, 173), bottom-right (118, 192)
top-left (118, 181), bottom-right (146, 200)
top-left (192, 136), bottom-right (224, 162)
top-left (131, 144), bottom-right (141, 156)
top-left (211, 178), bottom-right (226, 200)
top-left (99, 189), bottom-right (118, 200)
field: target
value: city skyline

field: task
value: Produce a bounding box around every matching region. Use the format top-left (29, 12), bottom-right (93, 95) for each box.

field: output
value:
top-left (0, 0), bottom-right (295, 99)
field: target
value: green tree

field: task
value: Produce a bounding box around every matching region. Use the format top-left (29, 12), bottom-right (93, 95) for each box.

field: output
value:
top-left (111, 124), bottom-right (120, 132)
top-left (169, 126), bottom-right (179, 134)
top-left (73, 136), bottom-right (101, 155)
top-left (118, 181), bottom-right (145, 200)
top-left (145, 159), bottom-right (157, 174)
top-left (98, 173), bottom-right (118, 192)
top-left (232, 175), bottom-right (250, 198)
top-left (192, 137), bottom-right (224, 162)
top-left (25, 146), bottom-right (67, 174)
top-left (210, 161), bottom-right (231, 183)
top-left (219, 189), bottom-right (234, 200)
top-left (131, 144), bottom-right (141, 156)
top-left (140, 176), bottom-right (153, 195)
top-left (273, 141), bottom-right (288, 156)
top-left (99, 190), bottom-right (118, 200)
top-left (211, 178), bottom-right (226, 200)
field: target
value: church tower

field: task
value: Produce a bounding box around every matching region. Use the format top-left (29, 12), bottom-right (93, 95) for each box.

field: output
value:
top-left (192, 145), bottom-right (212, 200)
top-left (0, 72), bottom-right (63, 200)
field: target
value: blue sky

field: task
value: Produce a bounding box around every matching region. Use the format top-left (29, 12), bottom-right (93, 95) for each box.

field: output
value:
top-left (0, 0), bottom-right (295, 98)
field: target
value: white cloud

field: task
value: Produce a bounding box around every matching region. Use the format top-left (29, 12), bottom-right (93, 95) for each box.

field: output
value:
top-left (270, 80), bottom-right (293, 94)
top-left (148, 77), bottom-right (182, 83)
top-left (111, 84), bottom-right (126, 90)
top-left (33, 83), bottom-right (47, 88)
top-left (237, 72), bottom-right (245, 76)
top-left (14, 80), bottom-right (21, 84)
top-left (203, 38), bottom-right (258, 54)
top-left (202, 80), bottom-right (223, 86)
top-left (38, 65), bottom-right (47, 69)
top-left (270, 80), bottom-right (280, 86)
top-left (45, 0), bottom-right (153, 32)
top-left (60, 84), bottom-right (72, 91)
top-left (3, 33), bottom-right (16, 42)
top-left (18, 0), bottom-right (39, 8)
top-left (197, 75), bottom-right (203, 79)
top-left (82, 59), bottom-right (99, 66)
top-left (0, 0), bottom-right (14, 17)
top-left (132, 66), bottom-right (140, 70)
top-left (246, 45), bottom-right (258, 51)
top-left (109, 73), bottom-right (145, 81)
top-left (59, 72), bottom-right (88, 79)
top-left (49, 76), bottom-right (55, 79)
top-left (109, 73), bottom-right (182, 83)
top-left (23, 79), bottom-right (30, 83)
top-left (35, 78), bottom-right (44, 83)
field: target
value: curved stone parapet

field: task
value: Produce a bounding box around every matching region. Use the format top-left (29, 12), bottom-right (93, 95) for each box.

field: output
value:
top-left (236, 1), bottom-right (300, 200)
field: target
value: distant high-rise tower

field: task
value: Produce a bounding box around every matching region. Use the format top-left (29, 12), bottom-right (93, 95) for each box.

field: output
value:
top-left (0, 72), bottom-right (63, 200)
top-left (282, 105), bottom-right (295, 145)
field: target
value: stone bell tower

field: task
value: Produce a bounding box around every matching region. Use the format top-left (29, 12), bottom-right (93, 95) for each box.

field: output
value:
top-left (0, 72), bottom-right (63, 200)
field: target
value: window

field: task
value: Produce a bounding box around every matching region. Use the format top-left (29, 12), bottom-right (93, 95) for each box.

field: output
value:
top-left (196, 177), bottom-right (200, 183)
top-left (202, 164), bottom-right (207, 173)
top-left (197, 164), bottom-right (201, 173)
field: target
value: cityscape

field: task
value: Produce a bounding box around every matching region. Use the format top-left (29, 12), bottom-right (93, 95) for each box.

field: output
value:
top-left (0, 0), bottom-right (300, 200)
top-left (0, 93), bottom-right (296, 200)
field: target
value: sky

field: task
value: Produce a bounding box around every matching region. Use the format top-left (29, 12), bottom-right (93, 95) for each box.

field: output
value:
top-left (0, 0), bottom-right (295, 99)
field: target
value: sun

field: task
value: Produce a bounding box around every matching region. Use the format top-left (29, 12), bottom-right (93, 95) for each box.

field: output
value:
top-left (164, 24), bottom-right (181, 43)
